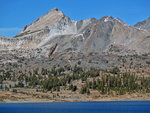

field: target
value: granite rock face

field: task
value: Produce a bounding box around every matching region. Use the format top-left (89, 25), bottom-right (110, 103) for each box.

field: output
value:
top-left (0, 8), bottom-right (150, 57)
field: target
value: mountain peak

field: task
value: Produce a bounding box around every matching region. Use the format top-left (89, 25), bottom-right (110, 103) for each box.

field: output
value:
top-left (134, 17), bottom-right (150, 29)
top-left (46, 8), bottom-right (62, 15)
top-left (21, 8), bottom-right (65, 33)
top-left (100, 16), bottom-right (114, 22)
top-left (100, 16), bottom-right (124, 24)
top-left (51, 8), bottom-right (59, 11)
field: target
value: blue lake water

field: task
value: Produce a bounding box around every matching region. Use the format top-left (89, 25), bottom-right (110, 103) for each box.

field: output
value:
top-left (0, 101), bottom-right (150, 113)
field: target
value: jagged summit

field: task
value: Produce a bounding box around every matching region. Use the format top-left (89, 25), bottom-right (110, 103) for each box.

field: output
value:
top-left (100, 16), bottom-right (114, 22)
top-left (51, 8), bottom-right (59, 11)
top-left (98, 16), bottom-right (130, 29)
top-left (21, 8), bottom-right (66, 33)
top-left (134, 17), bottom-right (150, 29)
top-left (0, 8), bottom-right (150, 56)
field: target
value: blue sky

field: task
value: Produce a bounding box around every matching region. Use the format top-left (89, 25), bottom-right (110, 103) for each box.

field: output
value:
top-left (0, 0), bottom-right (150, 37)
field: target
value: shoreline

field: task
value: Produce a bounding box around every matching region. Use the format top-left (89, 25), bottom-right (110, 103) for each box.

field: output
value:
top-left (1, 97), bottom-right (150, 103)
top-left (1, 90), bottom-right (150, 103)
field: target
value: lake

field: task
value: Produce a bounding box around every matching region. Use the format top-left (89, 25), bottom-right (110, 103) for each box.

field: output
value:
top-left (0, 101), bottom-right (150, 113)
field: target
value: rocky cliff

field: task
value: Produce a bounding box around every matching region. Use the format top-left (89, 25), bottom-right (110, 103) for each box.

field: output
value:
top-left (0, 8), bottom-right (150, 57)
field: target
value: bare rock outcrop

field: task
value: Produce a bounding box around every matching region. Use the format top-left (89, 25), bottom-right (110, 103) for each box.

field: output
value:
top-left (0, 8), bottom-right (150, 58)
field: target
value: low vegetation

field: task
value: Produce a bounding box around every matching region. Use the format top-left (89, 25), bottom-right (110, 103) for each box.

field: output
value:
top-left (0, 64), bottom-right (150, 97)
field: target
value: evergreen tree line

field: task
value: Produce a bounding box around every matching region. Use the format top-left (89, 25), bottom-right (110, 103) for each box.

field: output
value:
top-left (0, 65), bottom-right (150, 96)
top-left (80, 72), bottom-right (150, 95)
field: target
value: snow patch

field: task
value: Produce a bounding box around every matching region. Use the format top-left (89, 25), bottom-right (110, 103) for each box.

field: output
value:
top-left (72, 21), bottom-right (77, 27)
top-left (132, 26), bottom-right (147, 32)
top-left (104, 16), bottom-right (114, 22)
top-left (104, 17), bottom-right (109, 22)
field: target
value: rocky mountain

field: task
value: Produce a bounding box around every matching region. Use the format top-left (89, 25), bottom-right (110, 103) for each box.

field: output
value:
top-left (0, 8), bottom-right (150, 58)
top-left (1, 8), bottom-right (150, 103)
top-left (134, 17), bottom-right (150, 29)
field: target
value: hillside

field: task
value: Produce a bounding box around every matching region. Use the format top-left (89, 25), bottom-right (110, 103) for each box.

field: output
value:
top-left (0, 8), bottom-right (150, 102)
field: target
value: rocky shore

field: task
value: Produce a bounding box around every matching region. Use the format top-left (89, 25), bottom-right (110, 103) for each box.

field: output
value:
top-left (1, 90), bottom-right (150, 103)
